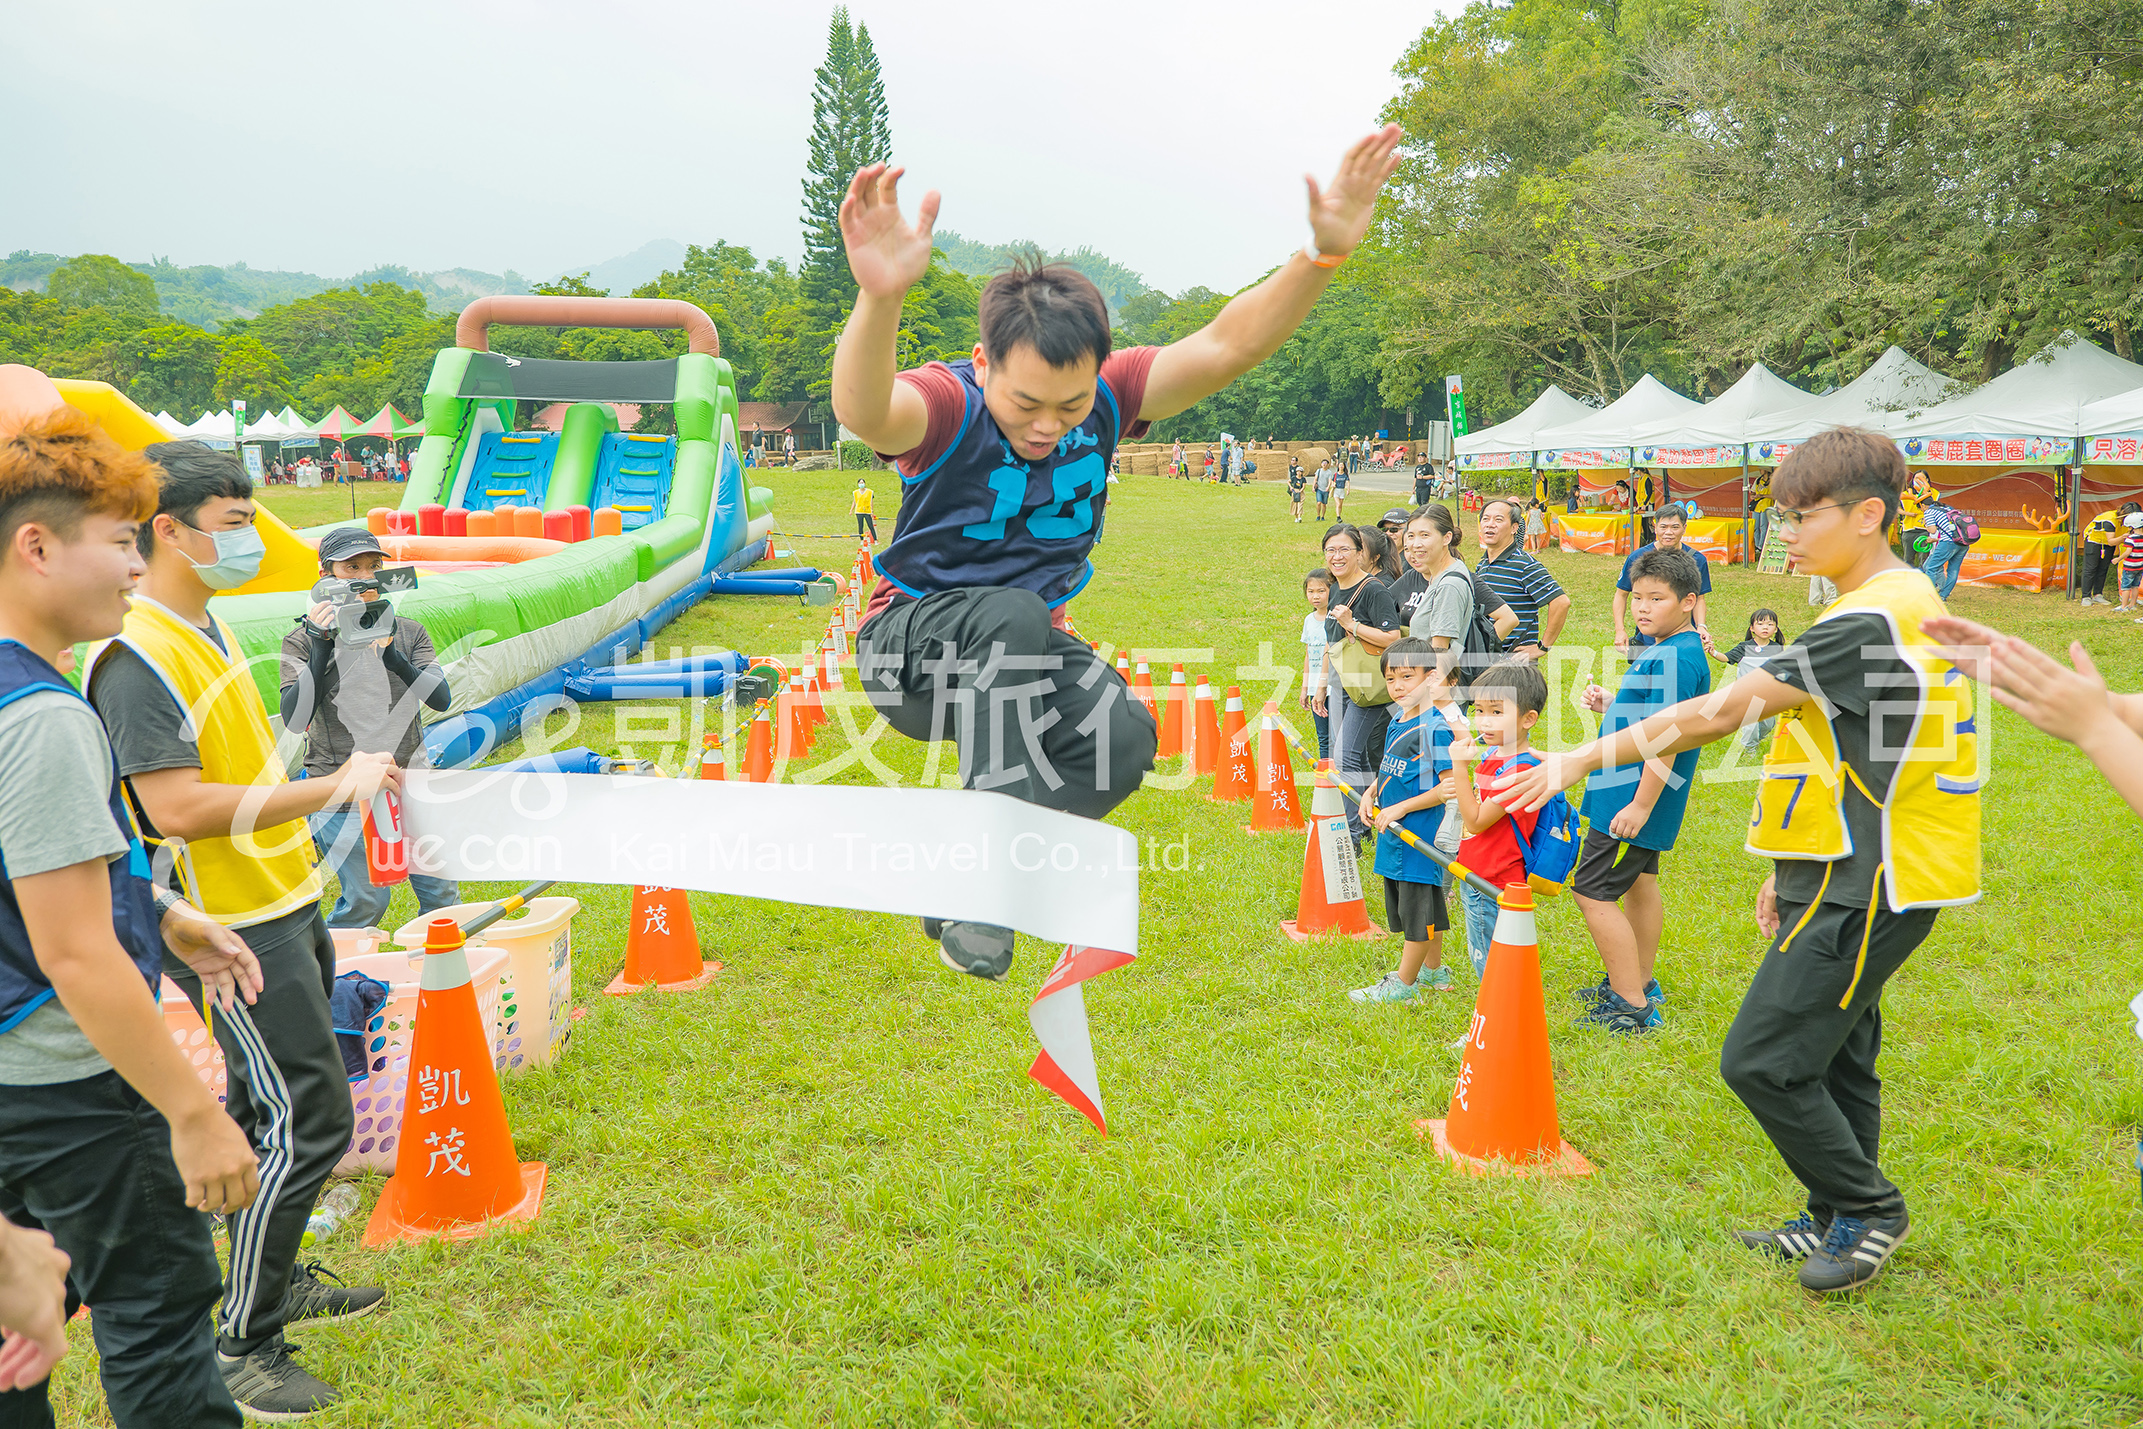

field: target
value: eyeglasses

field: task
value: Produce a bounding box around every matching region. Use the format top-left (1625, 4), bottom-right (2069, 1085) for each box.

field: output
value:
top-left (1770, 501), bottom-right (1856, 534)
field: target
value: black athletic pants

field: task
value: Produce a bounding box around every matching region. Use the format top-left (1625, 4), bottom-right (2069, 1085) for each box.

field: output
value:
top-left (164, 902), bottom-right (352, 1357)
top-left (856, 513), bottom-right (877, 541)
top-left (859, 587), bottom-right (1157, 820)
top-left (1719, 896), bottom-right (1938, 1223)
top-left (2081, 541), bottom-right (2114, 598)
top-left (0, 1072), bottom-right (240, 1429)
top-left (1335, 699), bottom-right (1392, 845)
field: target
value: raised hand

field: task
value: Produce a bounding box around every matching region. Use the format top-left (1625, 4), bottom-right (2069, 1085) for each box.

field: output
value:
top-left (839, 163), bottom-right (941, 302)
top-left (1306, 125), bottom-right (1405, 259)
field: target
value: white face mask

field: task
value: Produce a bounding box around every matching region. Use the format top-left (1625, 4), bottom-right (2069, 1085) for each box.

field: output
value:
top-left (183, 522), bottom-right (267, 590)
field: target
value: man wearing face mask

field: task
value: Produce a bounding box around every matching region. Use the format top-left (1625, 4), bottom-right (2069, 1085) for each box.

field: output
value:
top-left (84, 444), bottom-right (398, 1421)
top-left (280, 527), bottom-right (456, 931)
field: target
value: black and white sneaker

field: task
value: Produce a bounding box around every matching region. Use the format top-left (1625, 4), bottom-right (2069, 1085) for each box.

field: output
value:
top-left (282, 1261), bottom-right (385, 1327)
top-left (1734, 1213), bottom-right (1830, 1262)
top-left (1798, 1213), bottom-right (1911, 1293)
top-left (935, 920), bottom-right (1015, 981)
top-left (218, 1341), bottom-right (336, 1420)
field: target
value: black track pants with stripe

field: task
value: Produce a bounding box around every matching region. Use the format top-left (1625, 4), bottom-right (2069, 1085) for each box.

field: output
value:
top-left (164, 903), bottom-right (353, 1355)
top-left (1719, 896), bottom-right (1939, 1223)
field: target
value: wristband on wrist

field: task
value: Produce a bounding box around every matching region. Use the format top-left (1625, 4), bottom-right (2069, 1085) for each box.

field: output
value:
top-left (1303, 240), bottom-right (1347, 269)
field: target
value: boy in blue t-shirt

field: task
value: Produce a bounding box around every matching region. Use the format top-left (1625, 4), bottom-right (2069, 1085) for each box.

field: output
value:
top-left (1349, 639), bottom-right (1461, 1003)
top-left (1572, 546), bottom-right (1712, 1032)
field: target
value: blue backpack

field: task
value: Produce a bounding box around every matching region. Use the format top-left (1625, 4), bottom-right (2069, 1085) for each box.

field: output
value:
top-left (1510, 793), bottom-right (1583, 897)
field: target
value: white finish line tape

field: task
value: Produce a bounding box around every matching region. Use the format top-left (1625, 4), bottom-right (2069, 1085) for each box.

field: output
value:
top-left (401, 770), bottom-right (1140, 1128)
top-left (401, 770), bottom-right (1141, 952)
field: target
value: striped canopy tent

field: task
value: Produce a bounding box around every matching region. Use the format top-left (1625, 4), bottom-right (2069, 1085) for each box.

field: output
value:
top-left (351, 403), bottom-right (425, 440)
top-left (310, 406), bottom-right (366, 444)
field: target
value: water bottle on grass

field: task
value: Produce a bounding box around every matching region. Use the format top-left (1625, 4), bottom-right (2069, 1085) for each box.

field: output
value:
top-left (303, 1184), bottom-right (360, 1248)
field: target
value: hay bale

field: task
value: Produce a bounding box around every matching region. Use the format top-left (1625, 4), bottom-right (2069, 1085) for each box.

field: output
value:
top-left (1131, 452), bottom-right (1159, 476)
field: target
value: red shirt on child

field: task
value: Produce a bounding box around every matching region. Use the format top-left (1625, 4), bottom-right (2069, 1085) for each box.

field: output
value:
top-left (1459, 751), bottom-right (1542, 891)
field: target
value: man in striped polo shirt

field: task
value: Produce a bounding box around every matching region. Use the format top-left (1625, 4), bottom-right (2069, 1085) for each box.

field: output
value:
top-left (1475, 497), bottom-right (1570, 658)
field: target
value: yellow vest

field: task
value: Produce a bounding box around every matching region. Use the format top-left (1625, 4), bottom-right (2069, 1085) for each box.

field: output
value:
top-left (2086, 512), bottom-right (2119, 547)
top-left (852, 487), bottom-right (873, 515)
top-left (1744, 567), bottom-right (1981, 911)
top-left (89, 598), bottom-right (322, 928)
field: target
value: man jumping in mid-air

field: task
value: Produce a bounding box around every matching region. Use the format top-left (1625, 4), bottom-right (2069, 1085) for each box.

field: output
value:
top-left (835, 126), bottom-right (1402, 981)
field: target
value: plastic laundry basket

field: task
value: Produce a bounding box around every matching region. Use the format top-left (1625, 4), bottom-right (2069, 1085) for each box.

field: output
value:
top-left (392, 896), bottom-right (580, 1072)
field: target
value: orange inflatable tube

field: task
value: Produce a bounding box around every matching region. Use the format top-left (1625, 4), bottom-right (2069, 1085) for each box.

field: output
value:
top-left (372, 534), bottom-right (567, 563)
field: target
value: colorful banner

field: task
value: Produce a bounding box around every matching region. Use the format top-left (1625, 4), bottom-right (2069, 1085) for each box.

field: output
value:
top-left (1908, 466), bottom-right (2068, 536)
top-left (1540, 448), bottom-right (1630, 471)
top-left (1557, 511), bottom-right (1637, 556)
top-left (1959, 530), bottom-right (2068, 592)
top-left (2084, 434), bottom-right (2143, 465)
top-left (1748, 441), bottom-right (1797, 468)
top-left (1684, 517), bottom-right (1749, 565)
top-left (1896, 434), bottom-right (2073, 465)
top-left (1634, 445), bottom-right (1744, 469)
top-left (1455, 450), bottom-right (1532, 471)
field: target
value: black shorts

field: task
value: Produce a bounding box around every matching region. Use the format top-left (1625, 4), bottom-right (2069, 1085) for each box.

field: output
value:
top-left (1383, 878), bottom-right (1451, 942)
top-left (1572, 826), bottom-right (1661, 901)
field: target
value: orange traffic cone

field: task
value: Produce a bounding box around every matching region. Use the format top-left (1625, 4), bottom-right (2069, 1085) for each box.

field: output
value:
top-left (1244, 705), bottom-right (1305, 832)
top-left (779, 669), bottom-right (813, 758)
top-left (1422, 883), bottom-right (1594, 1176)
top-left (800, 662), bottom-right (826, 732)
top-left (858, 540), bottom-right (875, 583)
top-left (1131, 661), bottom-right (1157, 722)
top-left (822, 639), bottom-right (845, 692)
top-left (1156, 664), bottom-right (1186, 758)
top-left (1279, 762), bottom-right (1380, 942)
top-left (1210, 686), bottom-right (1252, 802)
top-left (1187, 677), bottom-right (1221, 775)
top-left (363, 918), bottom-right (546, 1247)
top-left (697, 732), bottom-right (725, 782)
top-left (605, 885), bottom-right (720, 994)
top-left (743, 702), bottom-right (776, 782)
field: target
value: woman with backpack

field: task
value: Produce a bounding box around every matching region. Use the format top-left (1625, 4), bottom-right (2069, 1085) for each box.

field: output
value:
top-left (1388, 505), bottom-right (1514, 696)
top-left (1919, 502), bottom-right (1974, 599)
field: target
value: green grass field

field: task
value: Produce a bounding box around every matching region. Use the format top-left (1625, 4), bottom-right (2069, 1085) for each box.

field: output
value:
top-left (51, 471), bottom-right (2143, 1426)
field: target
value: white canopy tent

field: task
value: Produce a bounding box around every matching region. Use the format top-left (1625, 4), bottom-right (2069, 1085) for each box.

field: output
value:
top-left (2076, 385), bottom-right (2143, 462)
top-left (1882, 332), bottom-right (2143, 463)
top-left (1530, 375), bottom-right (1703, 471)
top-left (1745, 347), bottom-right (1957, 461)
top-left (1621, 363), bottom-right (1810, 466)
top-left (1453, 385), bottom-right (1593, 470)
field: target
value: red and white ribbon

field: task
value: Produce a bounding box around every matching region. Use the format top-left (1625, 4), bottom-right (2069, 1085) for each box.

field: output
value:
top-left (1027, 945), bottom-right (1135, 1133)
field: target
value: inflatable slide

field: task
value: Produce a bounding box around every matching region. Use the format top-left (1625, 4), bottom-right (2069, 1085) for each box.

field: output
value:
top-left (1, 295), bottom-right (778, 768)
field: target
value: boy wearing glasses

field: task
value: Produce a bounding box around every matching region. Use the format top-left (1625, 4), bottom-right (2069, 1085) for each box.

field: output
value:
top-left (1494, 426), bottom-right (1980, 1296)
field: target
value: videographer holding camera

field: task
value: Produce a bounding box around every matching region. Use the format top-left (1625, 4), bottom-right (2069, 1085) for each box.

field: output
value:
top-left (279, 527), bottom-right (456, 930)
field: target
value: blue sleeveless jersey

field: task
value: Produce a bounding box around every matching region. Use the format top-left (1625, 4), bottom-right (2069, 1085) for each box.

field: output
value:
top-left (0, 641), bottom-right (163, 1034)
top-left (877, 359), bottom-right (1124, 608)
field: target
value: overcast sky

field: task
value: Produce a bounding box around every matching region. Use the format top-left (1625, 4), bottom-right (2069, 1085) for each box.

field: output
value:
top-left (5, 0), bottom-right (1441, 296)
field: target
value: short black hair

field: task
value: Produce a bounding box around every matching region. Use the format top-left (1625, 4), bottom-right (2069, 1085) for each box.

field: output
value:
top-left (1630, 544), bottom-right (1702, 599)
top-left (1772, 426), bottom-right (1906, 534)
top-left (1303, 567), bottom-right (1332, 592)
top-left (1480, 496), bottom-right (1523, 523)
top-left (1653, 504), bottom-right (1687, 528)
top-left (978, 256), bottom-right (1111, 372)
top-left (1379, 636), bottom-right (1439, 675)
top-left (140, 441), bottom-right (252, 558)
top-left (1471, 659), bottom-right (1547, 716)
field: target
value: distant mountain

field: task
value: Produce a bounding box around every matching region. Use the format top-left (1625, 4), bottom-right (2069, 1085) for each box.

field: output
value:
top-left (932, 231), bottom-right (1153, 316)
top-left (567, 240), bottom-right (689, 297)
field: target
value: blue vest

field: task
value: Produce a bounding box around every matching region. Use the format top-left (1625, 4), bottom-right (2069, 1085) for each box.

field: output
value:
top-left (0, 642), bottom-right (163, 1035)
top-left (877, 359), bottom-right (1125, 608)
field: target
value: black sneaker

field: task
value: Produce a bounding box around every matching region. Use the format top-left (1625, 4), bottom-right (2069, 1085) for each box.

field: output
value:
top-left (1798, 1213), bottom-right (1911, 1293)
top-left (936, 921), bottom-right (1015, 981)
top-left (1573, 975), bottom-right (1667, 1005)
top-left (218, 1341), bottom-right (336, 1420)
top-left (1734, 1213), bottom-right (1830, 1262)
top-left (1574, 988), bottom-right (1662, 1033)
top-left (283, 1261), bottom-right (385, 1327)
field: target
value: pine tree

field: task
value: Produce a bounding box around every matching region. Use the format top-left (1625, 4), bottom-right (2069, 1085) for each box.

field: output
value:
top-left (797, 6), bottom-right (893, 401)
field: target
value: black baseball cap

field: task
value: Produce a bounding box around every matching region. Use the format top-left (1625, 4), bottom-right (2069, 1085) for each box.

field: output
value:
top-left (317, 527), bottom-right (387, 563)
top-left (1378, 508), bottom-right (1410, 528)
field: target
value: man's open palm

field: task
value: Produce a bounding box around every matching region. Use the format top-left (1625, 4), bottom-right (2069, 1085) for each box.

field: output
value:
top-left (1307, 124), bottom-right (1405, 258)
top-left (840, 164), bottom-right (941, 301)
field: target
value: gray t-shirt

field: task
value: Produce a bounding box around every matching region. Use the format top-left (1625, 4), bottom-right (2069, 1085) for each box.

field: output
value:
top-left (87, 643), bottom-right (206, 845)
top-left (1412, 564), bottom-right (1476, 645)
top-left (0, 691), bottom-right (131, 1086)
top-left (279, 614), bottom-right (437, 776)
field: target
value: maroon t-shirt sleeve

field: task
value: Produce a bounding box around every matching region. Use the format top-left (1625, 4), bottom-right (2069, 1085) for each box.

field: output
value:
top-left (881, 362), bottom-right (968, 477)
top-left (1100, 345), bottom-right (1158, 439)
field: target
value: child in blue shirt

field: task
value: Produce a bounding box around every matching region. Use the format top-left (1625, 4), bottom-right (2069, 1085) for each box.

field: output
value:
top-left (1349, 638), bottom-right (1461, 1003)
top-left (1571, 546), bottom-right (1712, 1032)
